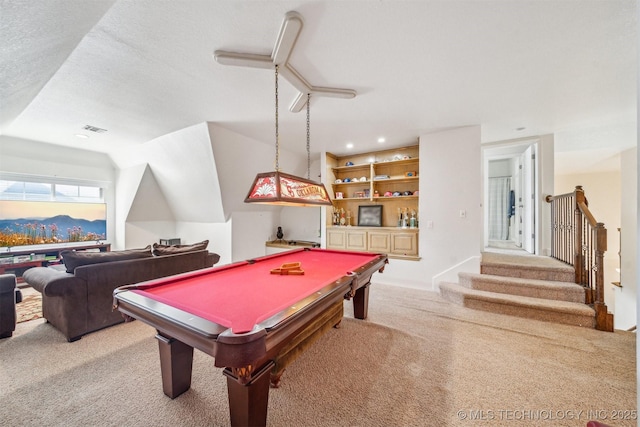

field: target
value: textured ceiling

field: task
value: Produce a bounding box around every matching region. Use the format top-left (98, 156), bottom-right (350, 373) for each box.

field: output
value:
top-left (0, 0), bottom-right (636, 174)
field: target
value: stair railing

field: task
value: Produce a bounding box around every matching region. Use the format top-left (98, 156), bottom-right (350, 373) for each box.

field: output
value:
top-left (545, 186), bottom-right (613, 331)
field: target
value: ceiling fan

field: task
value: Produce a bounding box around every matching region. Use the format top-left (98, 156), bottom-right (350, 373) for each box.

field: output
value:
top-left (214, 11), bottom-right (357, 112)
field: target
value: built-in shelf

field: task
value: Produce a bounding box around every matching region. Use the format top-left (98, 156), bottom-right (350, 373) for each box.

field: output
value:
top-left (325, 144), bottom-right (420, 260)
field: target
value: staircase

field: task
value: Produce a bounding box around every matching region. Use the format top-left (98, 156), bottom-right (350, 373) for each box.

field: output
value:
top-left (439, 251), bottom-right (597, 328)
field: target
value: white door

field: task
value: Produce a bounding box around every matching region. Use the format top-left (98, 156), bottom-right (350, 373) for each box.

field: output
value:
top-left (520, 145), bottom-right (536, 253)
top-left (513, 158), bottom-right (522, 248)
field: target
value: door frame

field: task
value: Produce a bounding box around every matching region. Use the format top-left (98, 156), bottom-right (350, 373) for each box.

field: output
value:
top-left (483, 138), bottom-right (540, 254)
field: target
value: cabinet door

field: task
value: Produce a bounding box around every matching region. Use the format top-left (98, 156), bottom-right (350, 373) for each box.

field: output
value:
top-left (368, 231), bottom-right (391, 253)
top-left (391, 232), bottom-right (418, 256)
top-left (327, 229), bottom-right (346, 249)
top-left (346, 230), bottom-right (367, 251)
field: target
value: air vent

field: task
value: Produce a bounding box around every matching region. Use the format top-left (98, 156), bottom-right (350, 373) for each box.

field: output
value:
top-left (83, 125), bottom-right (108, 133)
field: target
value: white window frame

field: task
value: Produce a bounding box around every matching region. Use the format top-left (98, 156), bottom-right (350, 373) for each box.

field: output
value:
top-left (0, 173), bottom-right (106, 203)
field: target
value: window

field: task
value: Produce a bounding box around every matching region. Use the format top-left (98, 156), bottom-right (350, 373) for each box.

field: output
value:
top-left (0, 178), bottom-right (107, 247)
top-left (0, 180), bottom-right (103, 203)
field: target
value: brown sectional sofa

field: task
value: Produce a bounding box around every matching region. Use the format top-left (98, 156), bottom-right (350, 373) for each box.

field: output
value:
top-left (22, 247), bottom-right (220, 342)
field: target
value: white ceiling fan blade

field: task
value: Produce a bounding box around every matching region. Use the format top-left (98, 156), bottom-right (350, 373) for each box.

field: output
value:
top-left (280, 64), bottom-right (312, 94)
top-left (289, 86), bottom-right (357, 113)
top-left (272, 11), bottom-right (303, 65)
top-left (213, 51), bottom-right (273, 69)
top-left (308, 86), bottom-right (357, 99)
top-left (214, 10), bottom-right (356, 112)
top-left (289, 92), bottom-right (307, 113)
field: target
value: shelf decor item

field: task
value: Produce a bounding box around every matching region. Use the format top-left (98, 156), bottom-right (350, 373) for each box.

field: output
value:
top-left (358, 205), bottom-right (383, 227)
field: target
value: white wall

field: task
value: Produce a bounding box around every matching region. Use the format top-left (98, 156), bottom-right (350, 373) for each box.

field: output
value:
top-left (124, 221), bottom-right (175, 249)
top-left (537, 134), bottom-right (555, 256)
top-left (231, 211), bottom-right (279, 262)
top-left (488, 159), bottom-right (512, 177)
top-left (113, 163), bottom-right (146, 249)
top-left (360, 126), bottom-right (482, 290)
top-left (177, 221), bottom-right (233, 265)
top-left (619, 147), bottom-right (637, 330)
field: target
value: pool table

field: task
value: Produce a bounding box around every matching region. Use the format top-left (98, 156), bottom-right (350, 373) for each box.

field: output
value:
top-left (113, 248), bottom-right (387, 426)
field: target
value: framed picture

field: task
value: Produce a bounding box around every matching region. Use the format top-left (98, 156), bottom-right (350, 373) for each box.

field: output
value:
top-left (358, 205), bottom-right (383, 227)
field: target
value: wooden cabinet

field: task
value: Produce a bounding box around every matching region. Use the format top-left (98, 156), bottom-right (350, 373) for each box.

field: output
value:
top-left (326, 227), bottom-right (419, 260)
top-left (325, 144), bottom-right (420, 260)
top-left (326, 228), bottom-right (347, 249)
top-left (346, 229), bottom-right (367, 251)
top-left (368, 231), bottom-right (391, 253)
top-left (327, 228), bottom-right (369, 250)
top-left (391, 232), bottom-right (418, 257)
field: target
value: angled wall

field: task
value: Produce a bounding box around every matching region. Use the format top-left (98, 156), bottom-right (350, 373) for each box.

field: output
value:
top-left (122, 164), bottom-right (177, 249)
top-left (111, 122), bottom-right (224, 222)
top-left (126, 165), bottom-right (174, 222)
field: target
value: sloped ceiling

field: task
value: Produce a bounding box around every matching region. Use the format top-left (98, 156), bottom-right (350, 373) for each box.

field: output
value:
top-left (111, 122), bottom-right (225, 223)
top-left (0, 0), bottom-right (636, 175)
top-left (0, 0), bottom-right (116, 132)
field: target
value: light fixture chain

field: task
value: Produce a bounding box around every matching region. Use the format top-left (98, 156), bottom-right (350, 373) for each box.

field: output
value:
top-left (275, 65), bottom-right (280, 172)
top-left (306, 93), bottom-right (311, 179)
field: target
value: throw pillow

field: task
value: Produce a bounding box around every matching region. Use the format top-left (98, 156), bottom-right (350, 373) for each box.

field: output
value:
top-left (152, 240), bottom-right (209, 256)
top-left (61, 246), bottom-right (152, 273)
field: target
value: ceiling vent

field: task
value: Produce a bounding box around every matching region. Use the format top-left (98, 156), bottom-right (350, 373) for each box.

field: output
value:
top-left (83, 125), bottom-right (108, 133)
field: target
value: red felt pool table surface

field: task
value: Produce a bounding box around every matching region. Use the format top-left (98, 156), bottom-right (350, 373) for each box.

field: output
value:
top-left (131, 248), bottom-right (381, 334)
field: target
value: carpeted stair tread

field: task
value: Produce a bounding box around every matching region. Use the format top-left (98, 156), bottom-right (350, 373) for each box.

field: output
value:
top-left (480, 253), bottom-right (575, 282)
top-left (439, 282), bottom-right (595, 328)
top-left (458, 272), bottom-right (585, 303)
top-left (481, 251), bottom-right (573, 270)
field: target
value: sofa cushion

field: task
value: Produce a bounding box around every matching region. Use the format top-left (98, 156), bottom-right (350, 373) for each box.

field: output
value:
top-left (61, 246), bottom-right (152, 273)
top-left (152, 240), bottom-right (209, 256)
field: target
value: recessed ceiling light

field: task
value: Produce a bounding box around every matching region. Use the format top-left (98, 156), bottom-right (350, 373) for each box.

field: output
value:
top-left (377, 137), bottom-right (385, 143)
top-left (75, 134), bottom-right (89, 139)
top-left (346, 143), bottom-right (354, 149)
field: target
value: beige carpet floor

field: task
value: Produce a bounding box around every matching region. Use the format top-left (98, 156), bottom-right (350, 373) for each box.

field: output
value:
top-left (1, 283), bottom-right (636, 426)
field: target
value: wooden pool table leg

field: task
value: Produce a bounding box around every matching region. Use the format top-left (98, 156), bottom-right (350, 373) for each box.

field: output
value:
top-left (352, 282), bottom-right (370, 319)
top-left (223, 361), bottom-right (274, 427)
top-left (156, 332), bottom-right (194, 399)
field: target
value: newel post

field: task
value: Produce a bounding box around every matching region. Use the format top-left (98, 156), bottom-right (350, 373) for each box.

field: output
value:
top-left (594, 222), bottom-right (607, 305)
top-left (573, 186), bottom-right (585, 286)
top-left (594, 221), bottom-right (612, 331)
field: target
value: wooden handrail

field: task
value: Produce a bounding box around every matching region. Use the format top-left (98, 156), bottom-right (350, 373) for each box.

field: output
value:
top-left (545, 185), bottom-right (613, 332)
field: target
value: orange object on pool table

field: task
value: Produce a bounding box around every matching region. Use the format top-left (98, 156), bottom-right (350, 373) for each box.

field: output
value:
top-left (270, 261), bottom-right (304, 275)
